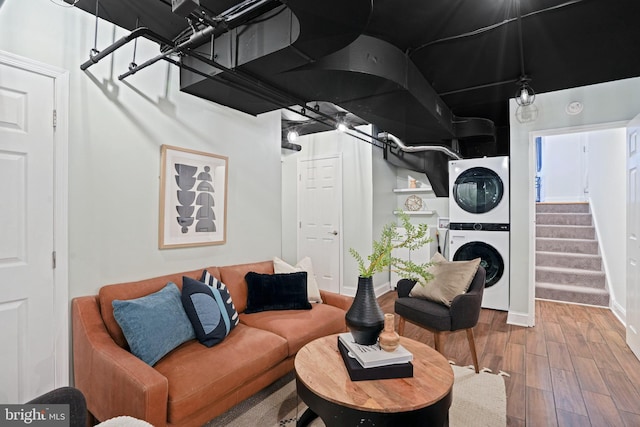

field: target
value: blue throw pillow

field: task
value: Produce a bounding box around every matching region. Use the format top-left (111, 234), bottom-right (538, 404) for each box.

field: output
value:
top-left (112, 283), bottom-right (195, 366)
top-left (244, 271), bottom-right (312, 314)
top-left (181, 273), bottom-right (239, 347)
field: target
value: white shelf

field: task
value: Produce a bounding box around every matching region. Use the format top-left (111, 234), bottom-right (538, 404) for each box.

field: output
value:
top-left (393, 187), bottom-right (433, 193)
top-left (393, 210), bottom-right (436, 216)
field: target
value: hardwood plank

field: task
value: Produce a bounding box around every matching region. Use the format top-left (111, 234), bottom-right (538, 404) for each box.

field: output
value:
top-left (556, 409), bottom-right (591, 427)
top-left (557, 314), bottom-right (581, 336)
top-left (609, 343), bottom-right (640, 395)
top-left (588, 341), bottom-right (624, 373)
top-left (544, 321), bottom-right (566, 343)
top-left (526, 387), bottom-right (558, 427)
top-left (565, 332), bottom-right (594, 359)
top-left (508, 326), bottom-right (526, 345)
top-left (505, 372), bottom-right (525, 422)
top-left (526, 326), bottom-right (548, 356)
top-left (572, 356), bottom-right (609, 395)
top-left (601, 369), bottom-right (640, 414)
top-left (600, 328), bottom-right (627, 349)
top-left (550, 368), bottom-right (588, 416)
top-left (582, 390), bottom-right (624, 427)
top-left (547, 341), bottom-right (573, 371)
top-left (525, 353), bottom-right (553, 391)
top-left (503, 343), bottom-right (525, 375)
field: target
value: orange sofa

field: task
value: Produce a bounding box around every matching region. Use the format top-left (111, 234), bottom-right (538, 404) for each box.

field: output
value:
top-left (72, 260), bottom-right (352, 427)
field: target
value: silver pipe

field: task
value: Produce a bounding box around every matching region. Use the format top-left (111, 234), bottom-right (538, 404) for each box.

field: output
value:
top-left (378, 132), bottom-right (463, 160)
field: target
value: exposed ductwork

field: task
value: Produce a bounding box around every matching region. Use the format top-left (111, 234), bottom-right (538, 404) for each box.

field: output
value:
top-left (72, 0), bottom-right (498, 194)
top-left (378, 132), bottom-right (462, 160)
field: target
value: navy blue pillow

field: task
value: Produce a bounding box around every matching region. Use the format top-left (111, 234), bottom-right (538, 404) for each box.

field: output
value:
top-left (244, 271), bottom-right (312, 314)
top-left (181, 276), bottom-right (239, 347)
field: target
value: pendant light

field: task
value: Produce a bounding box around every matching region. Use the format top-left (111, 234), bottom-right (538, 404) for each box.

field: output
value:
top-left (514, 0), bottom-right (535, 107)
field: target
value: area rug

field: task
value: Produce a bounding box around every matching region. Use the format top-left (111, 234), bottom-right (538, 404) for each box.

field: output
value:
top-left (204, 365), bottom-right (506, 427)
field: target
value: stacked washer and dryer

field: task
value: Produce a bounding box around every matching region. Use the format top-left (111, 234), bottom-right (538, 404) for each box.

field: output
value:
top-left (448, 156), bottom-right (510, 311)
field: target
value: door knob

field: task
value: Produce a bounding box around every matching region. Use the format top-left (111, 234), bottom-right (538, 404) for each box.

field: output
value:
top-left (328, 231), bottom-right (338, 235)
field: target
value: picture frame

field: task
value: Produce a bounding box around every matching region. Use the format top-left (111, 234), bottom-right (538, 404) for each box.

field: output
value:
top-left (159, 145), bottom-right (228, 249)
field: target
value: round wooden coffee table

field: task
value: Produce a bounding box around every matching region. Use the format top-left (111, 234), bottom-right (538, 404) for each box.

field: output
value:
top-left (294, 334), bottom-right (454, 427)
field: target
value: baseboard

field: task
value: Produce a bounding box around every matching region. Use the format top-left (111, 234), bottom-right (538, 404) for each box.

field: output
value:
top-left (611, 299), bottom-right (627, 327)
top-left (375, 281), bottom-right (392, 298)
top-left (340, 281), bottom-right (392, 298)
top-left (507, 310), bottom-right (534, 327)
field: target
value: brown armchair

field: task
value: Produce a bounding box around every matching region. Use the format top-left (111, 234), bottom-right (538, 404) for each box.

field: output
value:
top-left (394, 266), bottom-right (486, 373)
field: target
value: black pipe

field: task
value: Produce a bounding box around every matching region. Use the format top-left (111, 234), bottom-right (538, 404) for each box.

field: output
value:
top-left (80, 27), bottom-right (174, 71)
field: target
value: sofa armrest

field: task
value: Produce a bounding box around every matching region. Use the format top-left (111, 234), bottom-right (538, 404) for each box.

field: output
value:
top-left (72, 297), bottom-right (169, 427)
top-left (319, 290), bottom-right (353, 312)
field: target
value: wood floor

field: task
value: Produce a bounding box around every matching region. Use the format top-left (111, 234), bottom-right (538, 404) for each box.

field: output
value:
top-left (378, 292), bottom-right (640, 427)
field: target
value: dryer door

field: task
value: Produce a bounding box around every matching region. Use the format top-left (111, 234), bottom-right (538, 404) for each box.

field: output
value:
top-left (453, 167), bottom-right (504, 214)
top-left (453, 241), bottom-right (504, 288)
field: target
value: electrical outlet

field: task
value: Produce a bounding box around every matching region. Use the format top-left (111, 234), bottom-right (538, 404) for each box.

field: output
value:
top-left (438, 217), bottom-right (450, 229)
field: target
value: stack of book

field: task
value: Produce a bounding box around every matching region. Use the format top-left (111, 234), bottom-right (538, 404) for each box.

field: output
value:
top-left (337, 332), bottom-right (414, 381)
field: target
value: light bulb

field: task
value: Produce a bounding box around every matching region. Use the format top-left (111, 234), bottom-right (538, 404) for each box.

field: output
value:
top-left (287, 130), bottom-right (299, 142)
top-left (337, 122), bottom-right (348, 132)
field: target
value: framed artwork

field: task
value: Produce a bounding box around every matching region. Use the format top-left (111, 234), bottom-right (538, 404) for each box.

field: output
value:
top-left (159, 145), bottom-right (228, 249)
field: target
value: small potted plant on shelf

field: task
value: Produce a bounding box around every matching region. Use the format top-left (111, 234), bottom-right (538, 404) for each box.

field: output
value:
top-left (346, 212), bottom-right (433, 345)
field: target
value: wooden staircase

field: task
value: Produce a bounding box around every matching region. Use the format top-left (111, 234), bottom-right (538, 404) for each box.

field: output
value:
top-left (535, 202), bottom-right (609, 307)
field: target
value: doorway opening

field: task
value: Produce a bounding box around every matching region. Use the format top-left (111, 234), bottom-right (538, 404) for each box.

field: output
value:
top-left (530, 124), bottom-right (626, 318)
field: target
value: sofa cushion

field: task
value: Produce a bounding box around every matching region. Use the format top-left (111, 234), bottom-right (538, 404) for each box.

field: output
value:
top-left (244, 272), bottom-right (312, 314)
top-left (99, 268), bottom-right (214, 348)
top-left (240, 304), bottom-right (346, 356)
top-left (181, 276), bottom-right (239, 347)
top-left (273, 257), bottom-right (323, 303)
top-left (218, 261), bottom-right (274, 313)
top-left (153, 323), bottom-right (288, 424)
top-left (112, 283), bottom-right (196, 366)
top-left (409, 252), bottom-right (481, 307)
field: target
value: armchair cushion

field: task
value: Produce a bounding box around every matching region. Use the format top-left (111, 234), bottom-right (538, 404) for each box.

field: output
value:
top-left (409, 252), bottom-right (481, 307)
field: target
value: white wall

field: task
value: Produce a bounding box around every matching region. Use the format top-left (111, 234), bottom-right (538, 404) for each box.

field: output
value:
top-left (587, 128), bottom-right (627, 314)
top-left (371, 143), bottom-right (397, 290)
top-left (510, 76), bottom-right (640, 326)
top-left (541, 134), bottom-right (587, 202)
top-left (281, 129), bottom-right (376, 296)
top-left (0, 0), bottom-right (283, 298)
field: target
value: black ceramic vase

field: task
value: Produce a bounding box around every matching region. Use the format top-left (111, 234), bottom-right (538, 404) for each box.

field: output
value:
top-left (345, 276), bottom-right (385, 345)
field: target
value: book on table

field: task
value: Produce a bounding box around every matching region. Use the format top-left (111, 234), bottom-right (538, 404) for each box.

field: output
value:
top-left (337, 332), bottom-right (413, 368)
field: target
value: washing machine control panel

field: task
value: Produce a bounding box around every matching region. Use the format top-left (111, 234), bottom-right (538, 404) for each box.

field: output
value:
top-left (449, 222), bottom-right (510, 231)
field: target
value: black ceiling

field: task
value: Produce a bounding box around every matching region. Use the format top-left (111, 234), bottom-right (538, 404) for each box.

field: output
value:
top-left (69, 0), bottom-right (640, 156)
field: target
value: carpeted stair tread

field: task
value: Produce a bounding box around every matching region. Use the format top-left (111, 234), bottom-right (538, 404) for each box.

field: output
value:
top-left (536, 203), bottom-right (590, 214)
top-left (536, 237), bottom-right (599, 254)
top-left (536, 266), bottom-right (606, 289)
top-left (535, 251), bottom-right (602, 271)
top-left (536, 212), bottom-right (593, 225)
top-left (536, 224), bottom-right (595, 239)
top-left (536, 282), bottom-right (610, 307)
top-left (536, 281), bottom-right (609, 294)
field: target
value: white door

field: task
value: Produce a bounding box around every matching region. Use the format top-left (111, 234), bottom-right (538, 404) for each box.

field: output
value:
top-left (627, 114), bottom-right (640, 360)
top-left (297, 156), bottom-right (342, 294)
top-left (0, 60), bottom-right (58, 402)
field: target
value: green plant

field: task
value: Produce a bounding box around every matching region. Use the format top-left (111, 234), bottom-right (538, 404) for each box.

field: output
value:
top-left (349, 212), bottom-right (434, 283)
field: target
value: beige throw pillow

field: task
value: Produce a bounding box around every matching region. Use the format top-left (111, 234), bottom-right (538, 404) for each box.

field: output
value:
top-left (273, 257), bottom-right (323, 303)
top-left (409, 252), bottom-right (481, 307)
